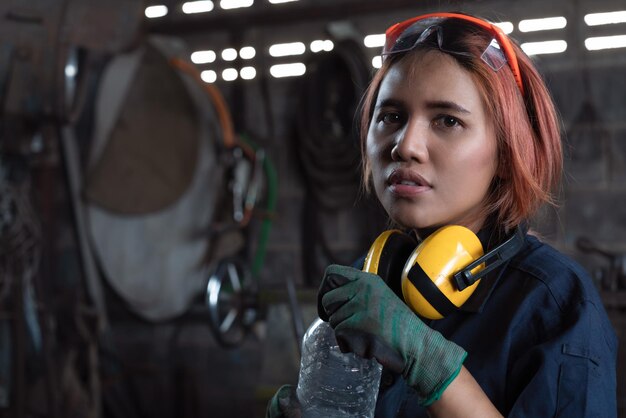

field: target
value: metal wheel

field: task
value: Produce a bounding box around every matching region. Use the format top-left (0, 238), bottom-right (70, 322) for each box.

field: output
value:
top-left (205, 258), bottom-right (257, 348)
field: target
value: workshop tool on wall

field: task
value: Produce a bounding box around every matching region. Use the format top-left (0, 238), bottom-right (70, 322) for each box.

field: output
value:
top-left (205, 256), bottom-right (258, 348)
top-left (170, 55), bottom-right (278, 349)
top-left (201, 135), bottom-right (277, 348)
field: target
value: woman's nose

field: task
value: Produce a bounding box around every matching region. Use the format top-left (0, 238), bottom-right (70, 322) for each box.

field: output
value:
top-left (391, 122), bottom-right (429, 163)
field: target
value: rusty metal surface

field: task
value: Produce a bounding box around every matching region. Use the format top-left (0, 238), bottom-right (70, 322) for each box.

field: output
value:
top-left (0, 0), bottom-right (143, 125)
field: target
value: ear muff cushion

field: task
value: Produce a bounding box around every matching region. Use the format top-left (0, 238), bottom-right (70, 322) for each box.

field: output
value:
top-left (363, 230), bottom-right (417, 299)
top-left (402, 225), bottom-right (484, 320)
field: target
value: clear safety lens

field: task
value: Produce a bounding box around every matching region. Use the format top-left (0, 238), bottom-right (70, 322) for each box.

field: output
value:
top-left (480, 38), bottom-right (507, 72)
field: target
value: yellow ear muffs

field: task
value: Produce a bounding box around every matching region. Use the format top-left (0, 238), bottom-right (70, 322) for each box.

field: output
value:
top-left (365, 225), bottom-right (525, 320)
top-left (401, 225), bottom-right (484, 320)
top-left (364, 225), bottom-right (485, 320)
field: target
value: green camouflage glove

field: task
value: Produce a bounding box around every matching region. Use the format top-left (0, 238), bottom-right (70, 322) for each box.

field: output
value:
top-left (265, 385), bottom-right (301, 418)
top-left (318, 264), bottom-right (467, 406)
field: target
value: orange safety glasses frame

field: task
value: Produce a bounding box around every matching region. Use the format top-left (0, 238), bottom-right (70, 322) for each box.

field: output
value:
top-left (383, 12), bottom-right (524, 97)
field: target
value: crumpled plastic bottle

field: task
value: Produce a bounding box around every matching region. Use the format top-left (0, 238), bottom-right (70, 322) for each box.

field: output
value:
top-left (296, 317), bottom-right (383, 418)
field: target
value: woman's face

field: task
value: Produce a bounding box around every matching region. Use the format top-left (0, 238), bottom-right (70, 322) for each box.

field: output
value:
top-left (366, 50), bottom-right (498, 234)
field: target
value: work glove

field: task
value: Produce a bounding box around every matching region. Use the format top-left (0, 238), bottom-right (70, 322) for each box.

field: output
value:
top-left (265, 384), bottom-right (301, 418)
top-left (318, 264), bottom-right (467, 406)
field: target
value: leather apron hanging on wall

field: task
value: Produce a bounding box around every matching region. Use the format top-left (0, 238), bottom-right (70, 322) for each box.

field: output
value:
top-left (84, 35), bottom-right (227, 321)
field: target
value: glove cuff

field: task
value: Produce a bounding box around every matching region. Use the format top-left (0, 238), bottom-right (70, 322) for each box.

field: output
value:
top-left (419, 351), bottom-right (467, 406)
top-left (400, 315), bottom-right (467, 406)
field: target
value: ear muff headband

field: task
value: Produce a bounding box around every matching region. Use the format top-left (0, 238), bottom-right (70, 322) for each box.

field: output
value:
top-left (453, 226), bottom-right (525, 290)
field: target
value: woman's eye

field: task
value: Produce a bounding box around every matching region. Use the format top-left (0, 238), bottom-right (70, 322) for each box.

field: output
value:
top-left (380, 112), bottom-right (403, 124)
top-left (435, 115), bottom-right (462, 128)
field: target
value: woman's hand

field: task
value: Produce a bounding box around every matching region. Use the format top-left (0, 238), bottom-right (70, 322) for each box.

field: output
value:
top-left (317, 264), bottom-right (467, 406)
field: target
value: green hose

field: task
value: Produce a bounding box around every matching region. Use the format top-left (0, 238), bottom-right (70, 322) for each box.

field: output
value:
top-left (240, 134), bottom-right (278, 279)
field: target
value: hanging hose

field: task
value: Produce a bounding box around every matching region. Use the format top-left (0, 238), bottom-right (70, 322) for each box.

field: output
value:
top-left (169, 57), bottom-right (237, 149)
top-left (295, 38), bottom-right (372, 211)
top-left (239, 134), bottom-right (278, 279)
top-left (295, 39), bottom-right (373, 284)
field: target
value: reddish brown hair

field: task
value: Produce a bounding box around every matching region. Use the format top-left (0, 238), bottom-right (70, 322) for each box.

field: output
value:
top-left (360, 16), bottom-right (562, 231)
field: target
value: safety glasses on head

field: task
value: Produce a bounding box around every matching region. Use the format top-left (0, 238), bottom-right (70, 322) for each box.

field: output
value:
top-left (382, 12), bottom-right (524, 97)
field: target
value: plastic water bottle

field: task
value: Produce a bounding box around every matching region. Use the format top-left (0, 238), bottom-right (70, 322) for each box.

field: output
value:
top-left (296, 317), bottom-right (383, 418)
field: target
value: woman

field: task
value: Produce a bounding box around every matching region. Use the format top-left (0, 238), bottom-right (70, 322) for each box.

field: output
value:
top-left (267, 12), bottom-right (617, 417)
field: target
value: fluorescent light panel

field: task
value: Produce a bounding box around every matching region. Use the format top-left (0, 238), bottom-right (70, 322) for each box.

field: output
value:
top-left (240, 67), bottom-right (257, 80)
top-left (270, 63), bottom-right (306, 78)
top-left (222, 48), bottom-right (238, 61)
top-left (519, 16), bottom-right (567, 32)
top-left (222, 68), bottom-right (238, 81)
top-left (585, 35), bottom-right (626, 50)
top-left (182, 1), bottom-right (214, 14)
top-left (220, 0), bottom-right (253, 10)
top-left (310, 40), bottom-right (334, 53)
top-left (521, 40), bottom-right (567, 55)
top-left (269, 42), bottom-right (306, 57)
top-left (201, 70), bottom-right (217, 83)
top-left (364, 34), bottom-right (385, 48)
top-left (494, 21), bottom-right (514, 34)
top-left (585, 11), bottom-right (626, 26)
top-left (191, 50), bottom-right (216, 64)
top-left (145, 5), bottom-right (168, 18)
top-left (239, 46), bottom-right (256, 59)
top-left (372, 56), bottom-right (382, 69)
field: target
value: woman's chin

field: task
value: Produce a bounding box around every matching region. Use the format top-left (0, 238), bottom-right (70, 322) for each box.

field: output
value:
top-left (388, 213), bottom-right (436, 231)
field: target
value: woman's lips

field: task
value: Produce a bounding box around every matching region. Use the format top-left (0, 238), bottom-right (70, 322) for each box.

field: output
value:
top-left (387, 168), bottom-right (432, 197)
